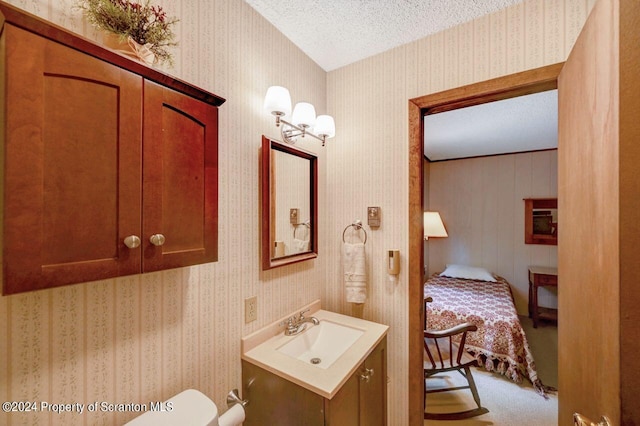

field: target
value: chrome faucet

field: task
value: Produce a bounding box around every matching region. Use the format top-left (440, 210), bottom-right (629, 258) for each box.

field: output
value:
top-left (280, 308), bottom-right (319, 336)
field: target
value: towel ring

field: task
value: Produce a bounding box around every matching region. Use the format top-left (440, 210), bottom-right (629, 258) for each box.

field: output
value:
top-left (293, 221), bottom-right (310, 241)
top-left (342, 220), bottom-right (367, 244)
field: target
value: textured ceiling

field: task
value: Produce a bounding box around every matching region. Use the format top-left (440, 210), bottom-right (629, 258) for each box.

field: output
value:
top-left (424, 90), bottom-right (558, 161)
top-left (244, 0), bottom-right (527, 71)
top-left (246, 0), bottom-right (555, 159)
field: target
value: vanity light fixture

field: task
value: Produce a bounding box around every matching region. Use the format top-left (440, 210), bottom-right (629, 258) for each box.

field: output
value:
top-left (263, 86), bottom-right (335, 146)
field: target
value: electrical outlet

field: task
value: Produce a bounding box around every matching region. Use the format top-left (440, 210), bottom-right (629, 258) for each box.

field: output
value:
top-left (245, 296), bottom-right (257, 323)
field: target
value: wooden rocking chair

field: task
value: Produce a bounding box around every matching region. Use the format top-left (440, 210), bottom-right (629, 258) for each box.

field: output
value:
top-left (424, 298), bottom-right (488, 420)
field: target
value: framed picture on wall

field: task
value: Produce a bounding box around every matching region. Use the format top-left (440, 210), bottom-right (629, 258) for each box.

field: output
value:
top-left (524, 198), bottom-right (558, 245)
top-left (532, 211), bottom-right (553, 235)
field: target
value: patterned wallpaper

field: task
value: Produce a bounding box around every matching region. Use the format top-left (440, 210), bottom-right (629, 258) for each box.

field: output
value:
top-left (0, 1), bottom-right (326, 425)
top-left (325, 0), bottom-right (593, 423)
top-left (0, 0), bottom-right (594, 425)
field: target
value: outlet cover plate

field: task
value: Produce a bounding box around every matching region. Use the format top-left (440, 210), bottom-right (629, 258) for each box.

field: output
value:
top-left (245, 296), bottom-right (257, 323)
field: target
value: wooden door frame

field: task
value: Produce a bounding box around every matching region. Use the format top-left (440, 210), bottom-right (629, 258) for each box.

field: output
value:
top-left (407, 62), bottom-right (563, 424)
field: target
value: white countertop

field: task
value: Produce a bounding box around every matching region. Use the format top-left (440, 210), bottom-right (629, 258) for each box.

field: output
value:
top-left (241, 300), bottom-right (389, 399)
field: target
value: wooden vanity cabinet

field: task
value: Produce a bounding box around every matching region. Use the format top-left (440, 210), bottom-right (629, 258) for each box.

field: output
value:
top-left (0, 4), bottom-right (224, 294)
top-left (242, 337), bottom-right (387, 426)
top-left (325, 336), bottom-right (387, 425)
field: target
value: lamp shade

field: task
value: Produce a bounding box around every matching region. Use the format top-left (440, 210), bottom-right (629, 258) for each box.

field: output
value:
top-left (424, 212), bottom-right (448, 239)
top-left (263, 86), bottom-right (292, 117)
top-left (315, 115), bottom-right (336, 138)
top-left (292, 102), bottom-right (316, 128)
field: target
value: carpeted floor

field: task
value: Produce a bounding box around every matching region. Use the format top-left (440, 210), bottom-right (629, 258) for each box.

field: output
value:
top-left (424, 316), bottom-right (558, 426)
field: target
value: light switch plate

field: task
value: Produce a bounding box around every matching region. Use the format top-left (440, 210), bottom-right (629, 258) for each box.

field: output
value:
top-left (368, 206), bottom-right (381, 227)
top-left (290, 208), bottom-right (299, 224)
top-left (245, 296), bottom-right (257, 323)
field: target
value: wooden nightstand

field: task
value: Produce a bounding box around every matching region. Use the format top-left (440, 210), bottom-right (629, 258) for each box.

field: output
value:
top-left (528, 266), bottom-right (558, 328)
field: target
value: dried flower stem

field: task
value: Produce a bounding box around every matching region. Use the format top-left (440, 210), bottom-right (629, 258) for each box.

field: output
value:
top-left (75, 0), bottom-right (178, 65)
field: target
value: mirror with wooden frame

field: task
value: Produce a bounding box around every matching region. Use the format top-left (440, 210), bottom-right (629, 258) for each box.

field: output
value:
top-left (261, 135), bottom-right (318, 270)
top-left (524, 198), bottom-right (558, 245)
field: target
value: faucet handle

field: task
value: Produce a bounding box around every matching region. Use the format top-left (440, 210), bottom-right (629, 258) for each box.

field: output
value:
top-left (279, 316), bottom-right (294, 327)
top-left (280, 316), bottom-right (301, 336)
top-left (298, 308), bottom-right (310, 320)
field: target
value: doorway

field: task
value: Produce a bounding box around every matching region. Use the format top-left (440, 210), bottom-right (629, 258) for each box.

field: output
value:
top-left (407, 62), bottom-right (563, 424)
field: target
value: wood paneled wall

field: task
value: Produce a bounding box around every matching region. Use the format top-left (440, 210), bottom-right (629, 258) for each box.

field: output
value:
top-left (427, 151), bottom-right (558, 314)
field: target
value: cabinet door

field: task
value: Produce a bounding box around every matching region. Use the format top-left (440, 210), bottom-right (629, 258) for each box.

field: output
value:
top-left (325, 337), bottom-right (387, 426)
top-left (325, 372), bottom-right (360, 425)
top-left (2, 25), bottom-right (142, 294)
top-left (142, 80), bottom-right (218, 271)
top-left (360, 338), bottom-right (387, 426)
top-left (242, 360), bottom-right (324, 426)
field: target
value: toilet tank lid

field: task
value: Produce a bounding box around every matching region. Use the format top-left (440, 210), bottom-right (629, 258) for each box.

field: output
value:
top-left (125, 389), bottom-right (219, 426)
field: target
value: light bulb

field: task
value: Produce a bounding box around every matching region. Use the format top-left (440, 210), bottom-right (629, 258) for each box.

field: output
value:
top-left (291, 102), bottom-right (316, 128)
top-left (315, 115), bottom-right (335, 138)
top-left (263, 86), bottom-right (291, 117)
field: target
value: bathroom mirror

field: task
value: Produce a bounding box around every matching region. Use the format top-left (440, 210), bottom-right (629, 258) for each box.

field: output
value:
top-left (261, 136), bottom-right (317, 270)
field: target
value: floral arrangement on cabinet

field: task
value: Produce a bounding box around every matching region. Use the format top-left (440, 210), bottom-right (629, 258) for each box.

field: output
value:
top-left (75, 0), bottom-right (179, 66)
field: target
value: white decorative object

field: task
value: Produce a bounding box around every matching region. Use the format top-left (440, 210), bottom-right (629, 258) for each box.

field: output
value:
top-left (102, 33), bottom-right (156, 66)
top-left (439, 264), bottom-right (497, 282)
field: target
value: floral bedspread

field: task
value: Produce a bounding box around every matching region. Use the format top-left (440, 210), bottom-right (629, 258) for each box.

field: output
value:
top-left (424, 273), bottom-right (550, 396)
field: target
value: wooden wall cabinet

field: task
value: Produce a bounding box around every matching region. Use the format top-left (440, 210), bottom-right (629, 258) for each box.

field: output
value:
top-left (242, 337), bottom-right (387, 426)
top-left (524, 198), bottom-right (558, 246)
top-left (0, 3), bottom-right (225, 294)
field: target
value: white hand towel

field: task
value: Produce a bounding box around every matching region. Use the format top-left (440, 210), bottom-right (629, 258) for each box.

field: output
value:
top-left (343, 242), bottom-right (366, 303)
top-left (292, 238), bottom-right (310, 253)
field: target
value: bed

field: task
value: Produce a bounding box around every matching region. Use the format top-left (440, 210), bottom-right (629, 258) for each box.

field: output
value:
top-left (424, 268), bottom-right (551, 396)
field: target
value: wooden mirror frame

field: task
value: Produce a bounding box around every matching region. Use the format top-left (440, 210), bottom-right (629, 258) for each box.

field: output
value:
top-left (261, 135), bottom-right (318, 270)
top-left (524, 198), bottom-right (558, 245)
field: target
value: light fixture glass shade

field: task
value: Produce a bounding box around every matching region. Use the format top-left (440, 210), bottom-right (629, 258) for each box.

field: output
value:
top-left (291, 102), bottom-right (316, 128)
top-left (315, 115), bottom-right (335, 138)
top-left (424, 212), bottom-right (448, 239)
top-left (263, 86), bottom-right (292, 117)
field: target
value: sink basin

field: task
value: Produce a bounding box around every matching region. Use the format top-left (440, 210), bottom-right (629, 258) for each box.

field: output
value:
top-left (277, 320), bottom-right (364, 369)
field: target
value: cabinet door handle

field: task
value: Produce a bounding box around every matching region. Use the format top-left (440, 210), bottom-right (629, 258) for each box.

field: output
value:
top-left (360, 368), bottom-right (374, 383)
top-left (123, 235), bottom-right (141, 249)
top-left (149, 234), bottom-right (166, 246)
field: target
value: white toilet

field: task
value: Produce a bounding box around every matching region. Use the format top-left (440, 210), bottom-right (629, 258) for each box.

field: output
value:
top-left (125, 389), bottom-right (243, 426)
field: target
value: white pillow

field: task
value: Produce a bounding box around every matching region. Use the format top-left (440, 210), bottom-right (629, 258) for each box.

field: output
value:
top-left (439, 264), bottom-right (497, 282)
